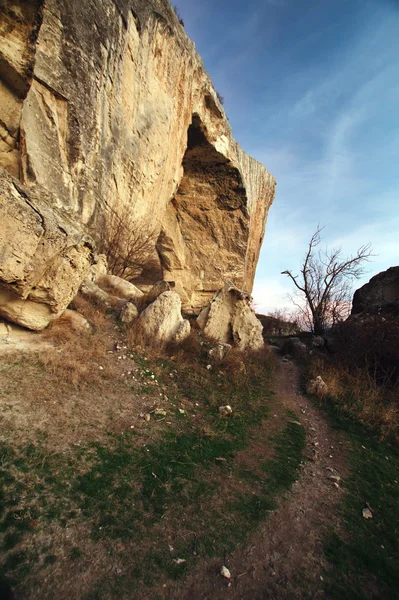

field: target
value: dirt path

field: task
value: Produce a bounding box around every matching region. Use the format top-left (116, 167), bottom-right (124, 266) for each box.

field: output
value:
top-left (165, 357), bottom-right (349, 600)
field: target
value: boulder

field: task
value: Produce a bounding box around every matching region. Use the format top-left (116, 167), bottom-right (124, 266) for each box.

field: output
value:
top-left (97, 274), bottom-right (143, 301)
top-left (311, 335), bottom-right (325, 348)
top-left (0, 169), bottom-right (94, 330)
top-left (57, 309), bottom-right (91, 333)
top-left (306, 376), bottom-right (328, 397)
top-left (197, 283), bottom-right (264, 351)
top-left (79, 280), bottom-right (125, 310)
top-left (120, 302), bottom-right (139, 325)
top-left (138, 291), bottom-right (190, 344)
top-left (281, 337), bottom-right (308, 359)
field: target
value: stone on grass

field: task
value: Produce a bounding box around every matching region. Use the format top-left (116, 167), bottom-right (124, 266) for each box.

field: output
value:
top-left (306, 376), bottom-right (328, 397)
top-left (208, 343), bottom-right (232, 361)
top-left (219, 405), bottom-right (233, 417)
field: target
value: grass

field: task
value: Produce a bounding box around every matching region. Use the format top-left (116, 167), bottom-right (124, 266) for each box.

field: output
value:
top-left (0, 337), bottom-right (306, 598)
top-left (308, 394), bottom-right (399, 599)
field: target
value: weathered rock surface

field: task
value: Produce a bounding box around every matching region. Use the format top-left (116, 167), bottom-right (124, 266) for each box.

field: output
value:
top-left (98, 274), bottom-right (143, 301)
top-left (197, 283), bottom-right (264, 351)
top-left (352, 267), bottom-right (399, 315)
top-left (120, 302), bottom-right (139, 325)
top-left (138, 291), bottom-right (190, 344)
top-left (0, 0), bottom-right (275, 314)
top-left (0, 169), bottom-right (94, 330)
top-left (87, 255), bottom-right (108, 283)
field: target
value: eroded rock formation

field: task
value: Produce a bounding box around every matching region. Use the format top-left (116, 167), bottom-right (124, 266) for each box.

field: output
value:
top-left (0, 169), bottom-right (94, 330)
top-left (0, 0), bottom-right (275, 319)
top-left (352, 267), bottom-right (399, 316)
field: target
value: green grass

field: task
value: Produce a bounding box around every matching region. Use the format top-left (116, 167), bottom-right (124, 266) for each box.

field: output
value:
top-left (313, 400), bottom-right (399, 599)
top-left (0, 354), bottom-right (306, 597)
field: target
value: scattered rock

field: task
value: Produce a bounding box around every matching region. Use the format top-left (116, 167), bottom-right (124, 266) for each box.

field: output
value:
top-left (219, 405), bottom-right (233, 417)
top-left (154, 408), bottom-right (167, 416)
top-left (208, 343), bottom-right (232, 361)
top-left (144, 414), bottom-right (151, 422)
top-left (362, 507), bottom-right (373, 519)
top-left (220, 565), bottom-right (231, 579)
top-left (306, 376), bottom-right (328, 397)
top-left (172, 558), bottom-right (186, 565)
top-left (120, 302), bottom-right (139, 325)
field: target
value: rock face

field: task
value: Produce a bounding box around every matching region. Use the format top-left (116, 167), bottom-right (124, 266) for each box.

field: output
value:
top-left (0, 169), bottom-right (94, 330)
top-left (197, 283), bottom-right (264, 351)
top-left (138, 291), bottom-right (190, 344)
top-left (0, 0), bottom-right (275, 315)
top-left (352, 267), bottom-right (399, 316)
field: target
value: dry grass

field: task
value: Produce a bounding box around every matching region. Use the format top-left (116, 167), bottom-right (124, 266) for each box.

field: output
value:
top-left (42, 297), bottom-right (117, 388)
top-left (308, 355), bottom-right (399, 442)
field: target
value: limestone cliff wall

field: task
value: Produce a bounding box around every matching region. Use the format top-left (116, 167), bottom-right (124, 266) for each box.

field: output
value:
top-left (0, 0), bottom-right (276, 312)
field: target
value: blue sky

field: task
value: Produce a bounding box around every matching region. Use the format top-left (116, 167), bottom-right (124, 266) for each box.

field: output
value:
top-left (173, 0), bottom-right (399, 314)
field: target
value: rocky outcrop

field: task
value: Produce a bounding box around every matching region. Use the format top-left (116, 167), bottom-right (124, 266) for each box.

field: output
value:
top-left (138, 291), bottom-right (191, 344)
top-left (0, 169), bottom-right (94, 330)
top-left (352, 267), bottom-right (399, 316)
top-left (0, 0), bottom-right (275, 316)
top-left (197, 283), bottom-right (264, 351)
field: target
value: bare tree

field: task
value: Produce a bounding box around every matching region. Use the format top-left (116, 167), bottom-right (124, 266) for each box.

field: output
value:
top-left (282, 225), bottom-right (373, 335)
top-left (99, 207), bottom-right (156, 281)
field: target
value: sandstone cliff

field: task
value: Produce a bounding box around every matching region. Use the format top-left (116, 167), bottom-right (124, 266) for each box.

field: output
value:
top-left (0, 0), bottom-right (275, 315)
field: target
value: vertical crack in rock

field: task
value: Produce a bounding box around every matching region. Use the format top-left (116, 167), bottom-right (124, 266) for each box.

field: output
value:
top-left (0, 0), bottom-right (44, 178)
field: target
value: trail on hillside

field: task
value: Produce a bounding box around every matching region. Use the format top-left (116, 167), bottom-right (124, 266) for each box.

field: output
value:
top-left (163, 358), bottom-right (349, 600)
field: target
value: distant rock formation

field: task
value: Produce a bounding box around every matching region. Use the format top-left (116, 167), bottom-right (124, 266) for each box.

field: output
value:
top-left (352, 267), bottom-right (399, 316)
top-left (0, 0), bottom-right (275, 323)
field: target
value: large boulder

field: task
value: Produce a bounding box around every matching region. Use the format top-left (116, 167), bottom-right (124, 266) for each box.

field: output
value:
top-left (97, 274), bottom-right (143, 301)
top-left (197, 283), bottom-right (264, 351)
top-left (352, 267), bottom-right (399, 316)
top-left (138, 291), bottom-right (190, 344)
top-left (0, 169), bottom-right (94, 330)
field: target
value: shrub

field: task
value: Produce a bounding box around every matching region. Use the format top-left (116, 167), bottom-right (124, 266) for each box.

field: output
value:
top-left (98, 207), bottom-right (155, 281)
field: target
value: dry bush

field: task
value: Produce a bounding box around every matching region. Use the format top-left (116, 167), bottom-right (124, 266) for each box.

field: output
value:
top-left (125, 318), bottom-right (168, 359)
top-left (98, 207), bottom-right (156, 280)
top-left (42, 300), bottom-right (117, 389)
top-left (308, 354), bottom-right (399, 442)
